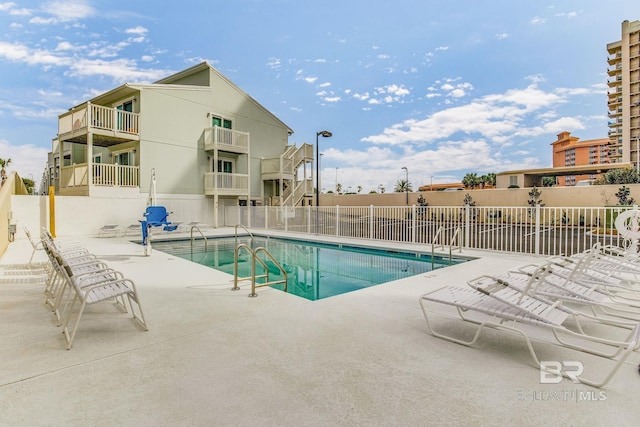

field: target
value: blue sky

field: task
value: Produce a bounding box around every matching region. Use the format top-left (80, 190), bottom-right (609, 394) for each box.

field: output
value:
top-left (0, 1), bottom-right (637, 193)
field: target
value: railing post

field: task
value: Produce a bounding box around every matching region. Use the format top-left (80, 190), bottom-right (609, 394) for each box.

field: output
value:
top-left (284, 206), bottom-right (288, 232)
top-left (534, 203), bottom-right (541, 256)
top-left (464, 204), bottom-right (470, 249)
top-left (335, 205), bottom-right (340, 237)
top-left (412, 204), bottom-right (417, 243)
top-left (369, 205), bottom-right (374, 240)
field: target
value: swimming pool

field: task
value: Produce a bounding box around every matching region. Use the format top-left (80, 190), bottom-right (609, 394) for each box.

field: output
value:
top-left (150, 236), bottom-right (468, 300)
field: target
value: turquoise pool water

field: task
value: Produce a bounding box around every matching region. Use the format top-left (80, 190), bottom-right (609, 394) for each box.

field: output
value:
top-left (150, 236), bottom-right (467, 301)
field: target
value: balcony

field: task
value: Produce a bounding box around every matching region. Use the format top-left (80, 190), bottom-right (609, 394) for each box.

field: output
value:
top-left (261, 157), bottom-right (294, 181)
top-left (203, 126), bottom-right (249, 154)
top-left (58, 103), bottom-right (140, 146)
top-left (60, 163), bottom-right (139, 189)
top-left (204, 172), bottom-right (248, 196)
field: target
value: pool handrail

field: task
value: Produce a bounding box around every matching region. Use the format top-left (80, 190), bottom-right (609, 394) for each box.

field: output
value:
top-left (431, 226), bottom-right (462, 268)
top-left (232, 243), bottom-right (268, 291)
top-left (190, 225), bottom-right (207, 250)
top-left (235, 224), bottom-right (255, 249)
top-left (249, 247), bottom-right (288, 298)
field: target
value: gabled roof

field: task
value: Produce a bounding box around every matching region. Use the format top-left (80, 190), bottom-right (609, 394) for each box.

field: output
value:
top-left (155, 61), bottom-right (294, 135)
top-left (65, 62), bottom-right (294, 135)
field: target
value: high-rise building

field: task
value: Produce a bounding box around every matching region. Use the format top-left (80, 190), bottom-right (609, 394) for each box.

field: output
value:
top-left (606, 20), bottom-right (640, 166)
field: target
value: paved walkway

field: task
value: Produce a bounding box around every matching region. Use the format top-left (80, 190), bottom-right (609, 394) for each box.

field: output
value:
top-left (1, 229), bottom-right (638, 426)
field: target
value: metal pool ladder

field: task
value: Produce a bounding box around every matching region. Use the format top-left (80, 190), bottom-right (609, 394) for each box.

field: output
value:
top-left (232, 225), bottom-right (287, 297)
top-left (190, 225), bottom-right (207, 250)
top-left (431, 225), bottom-right (462, 268)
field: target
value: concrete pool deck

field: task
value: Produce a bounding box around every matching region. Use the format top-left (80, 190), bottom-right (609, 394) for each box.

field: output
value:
top-left (1, 228), bottom-right (638, 426)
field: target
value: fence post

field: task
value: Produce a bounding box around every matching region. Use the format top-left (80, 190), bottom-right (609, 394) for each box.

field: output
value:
top-left (336, 205), bottom-right (340, 237)
top-left (464, 204), bottom-right (470, 249)
top-left (307, 204), bottom-right (311, 234)
top-left (409, 204), bottom-right (415, 243)
top-left (534, 203), bottom-right (541, 255)
top-left (284, 207), bottom-right (288, 232)
top-left (369, 205), bottom-right (374, 240)
top-left (264, 205), bottom-right (268, 230)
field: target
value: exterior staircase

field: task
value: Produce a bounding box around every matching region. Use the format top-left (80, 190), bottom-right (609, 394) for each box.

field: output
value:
top-left (264, 143), bottom-right (313, 206)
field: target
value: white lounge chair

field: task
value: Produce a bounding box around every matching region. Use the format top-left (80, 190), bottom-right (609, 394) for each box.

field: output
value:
top-left (124, 224), bottom-right (141, 236)
top-left (97, 224), bottom-right (120, 238)
top-left (419, 278), bottom-right (640, 387)
top-left (513, 263), bottom-right (640, 321)
top-left (55, 252), bottom-right (148, 350)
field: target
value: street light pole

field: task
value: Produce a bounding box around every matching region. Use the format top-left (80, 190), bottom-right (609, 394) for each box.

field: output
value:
top-left (402, 166), bottom-right (408, 205)
top-left (315, 130), bottom-right (332, 231)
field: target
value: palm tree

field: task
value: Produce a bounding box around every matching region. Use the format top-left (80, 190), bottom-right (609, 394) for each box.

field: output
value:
top-left (0, 157), bottom-right (11, 184)
top-left (462, 173), bottom-right (479, 189)
top-left (394, 179), bottom-right (412, 193)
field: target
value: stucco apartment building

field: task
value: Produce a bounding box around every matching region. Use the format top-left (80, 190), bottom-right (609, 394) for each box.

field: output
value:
top-left (43, 62), bottom-right (314, 227)
top-left (550, 131), bottom-right (609, 186)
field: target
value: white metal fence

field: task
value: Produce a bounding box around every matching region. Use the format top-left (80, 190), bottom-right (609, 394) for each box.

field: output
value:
top-left (231, 205), bottom-right (633, 256)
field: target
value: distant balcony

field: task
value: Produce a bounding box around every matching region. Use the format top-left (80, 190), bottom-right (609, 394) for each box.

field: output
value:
top-left (203, 126), bottom-right (249, 154)
top-left (204, 172), bottom-right (248, 196)
top-left (58, 103), bottom-right (140, 145)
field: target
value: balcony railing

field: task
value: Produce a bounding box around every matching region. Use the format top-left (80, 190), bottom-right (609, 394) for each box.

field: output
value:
top-left (58, 103), bottom-right (140, 138)
top-left (204, 126), bottom-right (249, 153)
top-left (261, 157), bottom-right (293, 179)
top-left (204, 172), bottom-right (249, 196)
top-left (60, 163), bottom-right (139, 188)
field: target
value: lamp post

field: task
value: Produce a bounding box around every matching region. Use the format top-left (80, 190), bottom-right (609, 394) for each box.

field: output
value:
top-left (315, 130), bottom-right (332, 231)
top-left (402, 166), bottom-right (408, 205)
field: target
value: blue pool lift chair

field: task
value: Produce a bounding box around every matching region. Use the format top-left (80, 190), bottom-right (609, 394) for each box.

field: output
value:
top-left (140, 206), bottom-right (178, 255)
top-left (143, 206), bottom-right (178, 231)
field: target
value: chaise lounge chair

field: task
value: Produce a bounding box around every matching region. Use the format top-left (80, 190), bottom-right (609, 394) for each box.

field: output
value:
top-left (419, 276), bottom-right (640, 387)
top-left (54, 249), bottom-right (148, 350)
top-left (97, 224), bottom-right (120, 238)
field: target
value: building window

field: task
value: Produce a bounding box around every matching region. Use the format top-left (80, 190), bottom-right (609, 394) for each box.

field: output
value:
top-left (509, 176), bottom-right (517, 186)
top-left (212, 116), bottom-right (232, 129)
top-left (217, 159), bottom-right (233, 173)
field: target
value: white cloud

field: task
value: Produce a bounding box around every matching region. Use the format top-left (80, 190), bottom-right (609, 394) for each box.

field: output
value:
top-left (55, 41), bottom-right (75, 51)
top-left (353, 92), bottom-right (369, 101)
top-left (0, 139), bottom-right (50, 189)
top-left (126, 26), bottom-right (148, 35)
top-left (531, 16), bottom-right (546, 25)
top-left (495, 33), bottom-right (509, 40)
top-left (36, 0), bottom-right (95, 23)
top-left (304, 76), bottom-right (318, 84)
top-left (361, 81), bottom-right (574, 146)
top-left (0, 2), bottom-right (16, 12)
